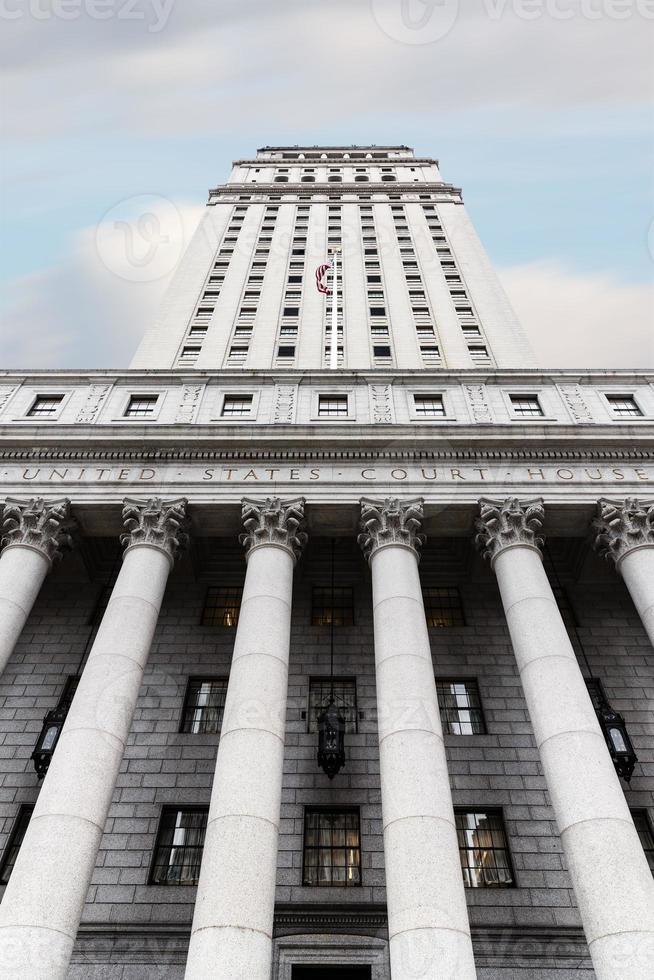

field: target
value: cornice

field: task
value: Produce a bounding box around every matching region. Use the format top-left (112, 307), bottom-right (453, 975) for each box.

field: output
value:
top-left (231, 157), bottom-right (438, 167)
top-left (207, 180), bottom-right (462, 198)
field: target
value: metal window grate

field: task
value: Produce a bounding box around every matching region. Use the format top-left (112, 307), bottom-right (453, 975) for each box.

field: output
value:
top-left (150, 807), bottom-right (208, 886)
top-left (456, 810), bottom-right (514, 888)
top-left (437, 679), bottom-right (486, 735)
top-left (606, 395), bottom-right (642, 417)
top-left (0, 806), bottom-right (34, 884)
top-left (221, 395), bottom-right (253, 417)
top-left (180, 677), bottom-right (228, 734)
top-left (509, 394), bottom-right (543, 417)
top-left (414, 395), bottom-right (445, 417)
top-left (124, 395), bottom-right (158, 418)
top-left (312, 586), bottom-right (354, 626)
top-left (423, 587), bottom-right (465, 627)
top-left (201, 586), bottom-right (241, 627)
top-left (302, 809), bottom-right (361, 887)
top-left (308, 677), bottom-right (358, 734)
top-left (631, 810), bottom-right (654, 875)
top-left (27, 395), bottom-right (63, 417)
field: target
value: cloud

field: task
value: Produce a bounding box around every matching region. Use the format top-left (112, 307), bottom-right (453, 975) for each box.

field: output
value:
top-left (0, 200), bottom-right (202, 369)
top-left (500, 260), bottom-right (654, 368)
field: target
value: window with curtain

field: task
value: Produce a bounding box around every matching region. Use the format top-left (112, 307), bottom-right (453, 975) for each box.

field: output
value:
top-left (150, 807), bottom-right (208, 885)
top-left (302, 808), bottom-right (361, 887)
top-left (456, 810), bottom-right (514, 888)
top-left (180, 678), bottom-right (229, 734)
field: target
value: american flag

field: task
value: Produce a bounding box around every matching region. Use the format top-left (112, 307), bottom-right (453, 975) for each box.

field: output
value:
top-left (315, 261), bottom-right (332, 295)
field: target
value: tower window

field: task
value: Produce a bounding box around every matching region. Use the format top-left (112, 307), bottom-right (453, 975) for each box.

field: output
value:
top-left (413, 394), bottom-right (445, 418)
top-left (509, 394), bottom-right (543, 417)
top-left (277, 345), bottom-right (296, 359)
top-left (124, 394), bottom-right (159, 418)
top-left (423, 586), bottom-right (465, 627)
top-left (201, 585), bottom-right (242, 626)
top-left (0, 806), bottom-right (34, 884)
top-left (318, 395), bottom-right (348, 417)
top-left (308, 677), bottom-right (358, 734)
top-left (456, 810), bottom-right (514, 888)
top-left (27, 395), bottom-right (64, 418)
top-left (221, 394), bottom-right (253, 418)
top-left (606, 395), bottom-right (642, 417)
top-left (302, 808), bottom-right (361, 887)
top-left (180, 678), bottom-right (228, 735)
top-left (436, 679), bottom-right (486, 735)
top-left (149, 807), bottom-right (208, 886)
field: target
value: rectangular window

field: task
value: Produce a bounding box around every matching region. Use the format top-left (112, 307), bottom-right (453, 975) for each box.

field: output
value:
top-left (552, 585), bottom-right (578, 628)
top-left (178, 346), bottom-right (201, 364)
top-left (414, 394), bottom-right (445, 417)
top-left (308, 677), bottom-right (358, 734)
top-left (150, 807), bottom-right (208, 886)
top-left (606, 395), bottom-right (642, 417)
top-left (0, 806), bottom-right (34, 884)
top-left (180, 678), bottom-right (228, 734)
top-left (437, 679), bottom-right (486, 735)
top-left (221, 394), bottom-right (253, 418)
top-left (631, 810), bottom-right (654, 875)
top-left (509, 394), bottom-right (543, 417)
top-left (201, 585), bottom-right (241, 627)
top-left (373, 345), bottom-right (392, 360)
top-left (311, 585), bottom-right (354, 626)
top-left (423, 586), bottom-right (465, 627)
top-left (124, 394), bottom-right (158, 418)
top-left (27, 395), bottom-right (63, 417)
top-left (277, 345), bottom-right (296, 359)
top-left (318, 395), bottom-right (348, 417)
top-left (302, 809), bottom-right (361, 887)
top-left (456, 810), bottom-right (514, 888)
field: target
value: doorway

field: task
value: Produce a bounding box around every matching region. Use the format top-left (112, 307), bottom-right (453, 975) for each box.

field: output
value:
top-left (292, 969), bottom-right (372, 980)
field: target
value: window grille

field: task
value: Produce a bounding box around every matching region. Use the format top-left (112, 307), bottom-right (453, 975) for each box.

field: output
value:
top-left (27, 395), bottom-right (64, 417)
top-left (150, 807), bottom-right (208, 886)
top-left (124, 395), bottom-right (158, 418)
top-left (606, 395), bottom-right (642, 417)
top-left (201, 586), bottom-right (241, 627)
top-left (509, 394), bottom-right (543, 417)
top-left (312, 585), bottom-right (354, 626)
top-left (180, 678), bottom-right (228, 734)
top-left (302, 809), bottom-right (361, 887)
top-left (221, 395), bottom-right (253, 417)
top-left (437, 679), bottom-right (486, 735)
top-left (318, 395), bottom-right (348, 417)
top-left (0, 806), bottom-right (34, 884)
top-left (414, 395), bottom-right (445, 417)
top-left (423, 586), bottom-right (465, 627)
top-left (456, 810), bottom-right (514, 888)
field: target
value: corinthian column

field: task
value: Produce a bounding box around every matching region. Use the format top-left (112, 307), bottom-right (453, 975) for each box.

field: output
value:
top-left (477, 497), bottom-right (654, 980)
top-left (0, 497), bottom-right (189, 980)
top-left (0, 497), bottom-right (75, 675)
top-left (358, 497), bottom-right (477, 980)
top-left (593, 497), bottom-right (654, 646)
top-left (185, 497), bottom-right (307, 980)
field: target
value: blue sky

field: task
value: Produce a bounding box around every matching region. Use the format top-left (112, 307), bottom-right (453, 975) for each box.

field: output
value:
top-left (1, 0), bottom-right (653, 368)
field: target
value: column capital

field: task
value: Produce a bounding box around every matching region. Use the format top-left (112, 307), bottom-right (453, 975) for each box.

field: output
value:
top-left (1, 496), bottom-right (75, 565)
top-left (120, 497), bottom-right (190, 566)
top-left (357, 496), bottom-right (425, 562)
top-left (239, 496), bottom-right (307, 562)
top-left (592, 497), bottom-right (654, 568)
top-left (475, 496), bottom-right (545, 564)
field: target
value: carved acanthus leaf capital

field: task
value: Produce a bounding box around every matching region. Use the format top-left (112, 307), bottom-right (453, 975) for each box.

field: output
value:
top-left (475, 497), bottom-right (545, 563)
top-left (120, 497), bottom-right (190, 564)
top-left (1, 497), bottom-right (75, 564)
top-left (358, 497), bottom-right (425, 561)
top-left (239, 497), bottom-right (307, 561)
top-left (592, 497), bottom-right (654, 567)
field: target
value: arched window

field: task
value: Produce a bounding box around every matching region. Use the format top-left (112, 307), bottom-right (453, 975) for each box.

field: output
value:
top-left (328, 176), bottom-right (342, 183)
top-left (274, 176), bottom-right (288, 183)
top-left (301, 175), bottom-right (315, 183)
top-left (381, 174), bottom-right (396, 182)
top-left (354, 175), bottom-right (369, 183)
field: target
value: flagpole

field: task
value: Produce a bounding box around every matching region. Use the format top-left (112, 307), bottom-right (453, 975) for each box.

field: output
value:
top-left (330, 249), bottom-right (339, 370)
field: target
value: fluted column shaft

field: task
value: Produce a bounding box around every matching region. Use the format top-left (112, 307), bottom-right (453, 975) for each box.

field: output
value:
top-left (0, 498), bottom-right (74, 676)
top-left (478, 497), bottom-right (654, 980)
top-left (185, 497), bottom-right (307, 980)
top-left (594, 498), bottom-right (654, 646)
top-left (359, 498), bottom-right (477, 980)
top-left (0, 498), bottom-right (188, 980)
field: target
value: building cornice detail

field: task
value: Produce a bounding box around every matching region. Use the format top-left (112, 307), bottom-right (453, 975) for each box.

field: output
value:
top-left (475, 497), bottom-right (545, 564)
top-left (239, 496), bottom-right (307, 562)
top-left (0, 496), bottom-right (75, 564)
top-left (358, 496), bottom-right (425, 561)
top-left (592, 497), bottom-right (654, 567)
top-left (120, 497), bottom-right (190, 565)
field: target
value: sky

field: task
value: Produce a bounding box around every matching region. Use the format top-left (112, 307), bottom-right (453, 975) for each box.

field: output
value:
top-left (1, 0), bottom-right (653, 370)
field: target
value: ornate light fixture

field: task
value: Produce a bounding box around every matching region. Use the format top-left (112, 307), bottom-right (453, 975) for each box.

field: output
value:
top-left (545, 542), bottom-right (638, 783)
top-left (317, 539), bottom-right (346, 780)
top-left (31, 703), bottom-right (69, 779)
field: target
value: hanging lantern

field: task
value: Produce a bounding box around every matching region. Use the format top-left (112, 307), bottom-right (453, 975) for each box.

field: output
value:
top-left (587, 679), bottom-right (638, 782)
top-left (317, 698), bottom-right (346, 780)
top-left (31, 704), bottom-right (68, 779)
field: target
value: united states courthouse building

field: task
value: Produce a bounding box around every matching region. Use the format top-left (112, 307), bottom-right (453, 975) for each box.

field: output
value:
top-left (0, 145), bottom-right (653, 980)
